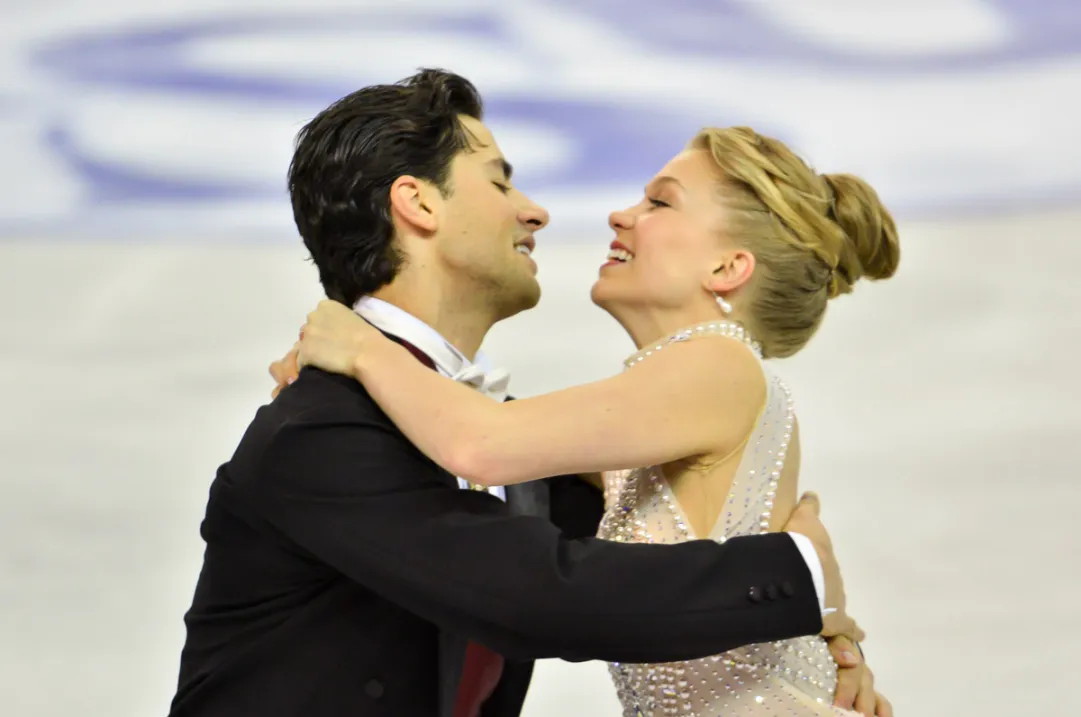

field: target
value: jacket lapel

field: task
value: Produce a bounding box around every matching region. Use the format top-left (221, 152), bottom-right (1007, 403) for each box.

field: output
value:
top-left (504, 481), bottom-right (549, 519)
top-left (438, 630), bottom-right (467, 717)
top-left (372, 359), bottom-right (541, 715)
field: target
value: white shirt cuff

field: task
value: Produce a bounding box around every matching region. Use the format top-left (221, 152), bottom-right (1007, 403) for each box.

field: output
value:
top-left (787, 532), bottom-right (829, 615)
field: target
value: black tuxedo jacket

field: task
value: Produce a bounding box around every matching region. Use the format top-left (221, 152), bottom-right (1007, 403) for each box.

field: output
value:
top-left (168, 367), bottom-right (821, 717)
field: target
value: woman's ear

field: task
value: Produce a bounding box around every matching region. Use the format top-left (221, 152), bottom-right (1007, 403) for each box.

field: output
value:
top-left (707, 249), bottom-right (755, 294)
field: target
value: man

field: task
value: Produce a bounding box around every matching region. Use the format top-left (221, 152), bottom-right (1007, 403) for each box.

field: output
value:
top-left (169, 69), bottom-right (888, 717)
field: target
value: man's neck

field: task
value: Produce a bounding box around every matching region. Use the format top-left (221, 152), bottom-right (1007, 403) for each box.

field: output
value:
top-left (369, 283), bottom-right (494, 361)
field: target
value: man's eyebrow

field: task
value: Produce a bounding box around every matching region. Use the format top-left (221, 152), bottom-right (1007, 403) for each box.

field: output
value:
top-left (487, 158), bottom-right (513, 181)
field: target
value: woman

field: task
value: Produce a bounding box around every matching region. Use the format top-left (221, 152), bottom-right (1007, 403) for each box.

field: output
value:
top-left (274, 126), bottom-right (899, 716)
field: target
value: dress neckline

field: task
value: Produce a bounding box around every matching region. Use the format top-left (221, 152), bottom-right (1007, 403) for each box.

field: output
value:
top-left (623, 320), bottom-right (763, 370)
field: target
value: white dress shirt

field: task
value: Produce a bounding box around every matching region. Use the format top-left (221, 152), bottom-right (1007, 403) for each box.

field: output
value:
top-left (352, 297), bottom-right (827, 614)
top-left (354, 296), bottom-right (508, 501)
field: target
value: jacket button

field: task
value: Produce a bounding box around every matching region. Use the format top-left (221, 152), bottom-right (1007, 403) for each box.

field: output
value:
top-left (364, 679), bottom-right (384, 699)
top-left (748, 586), bottom-right (763, 603)
top-left (765, 584), bottom-right (780, 601)
top-left (781, 581), bottom-right (795, 598)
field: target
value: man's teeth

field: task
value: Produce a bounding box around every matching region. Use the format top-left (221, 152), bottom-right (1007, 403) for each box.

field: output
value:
top-left (607, 248), bottom-right (633, 262)
top-left (515, 244), bottom-right (533, 256)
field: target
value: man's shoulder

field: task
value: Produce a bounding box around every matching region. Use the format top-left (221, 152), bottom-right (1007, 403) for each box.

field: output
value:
top-left (271, 368), bottom-right (384, 423)
top-left (236, 369), bottom-right (396, 463)
top-left (222, 368), bottom-right (425, 494)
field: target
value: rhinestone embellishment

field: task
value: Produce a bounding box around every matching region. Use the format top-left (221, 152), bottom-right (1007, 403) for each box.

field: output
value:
top-left (599, 322), bottom-right (839, 716)
top-left (623, 320), bottom-right (763, 370)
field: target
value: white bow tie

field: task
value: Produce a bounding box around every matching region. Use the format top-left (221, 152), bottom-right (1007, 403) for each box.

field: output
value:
top-left (452, 364), bottom-right (511, 403)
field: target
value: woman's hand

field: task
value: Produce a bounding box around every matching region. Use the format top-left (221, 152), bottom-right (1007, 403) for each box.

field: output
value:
top-left (828, 635), bottom-right (892, 716)
top-left (297, 299), bottom-right (385, 378)
top-left (268, 343), bottom-right (300, 398)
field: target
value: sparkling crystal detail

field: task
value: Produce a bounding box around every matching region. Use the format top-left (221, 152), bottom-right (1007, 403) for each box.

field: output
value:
top-left (624, 320), bottom-right (763, 369)
top-left (597, 321), bottom-right (840, 715)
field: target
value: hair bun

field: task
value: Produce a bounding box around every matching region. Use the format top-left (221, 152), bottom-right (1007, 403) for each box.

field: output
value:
top-left (821, 173), bottom-right (900, 297)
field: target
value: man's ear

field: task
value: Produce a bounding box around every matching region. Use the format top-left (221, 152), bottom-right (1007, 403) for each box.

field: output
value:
top-left (388, 175), bottom-right (439, 234)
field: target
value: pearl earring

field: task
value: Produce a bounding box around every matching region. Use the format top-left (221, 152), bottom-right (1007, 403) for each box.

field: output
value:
top-left (714, 292), bottom-right (733, 315)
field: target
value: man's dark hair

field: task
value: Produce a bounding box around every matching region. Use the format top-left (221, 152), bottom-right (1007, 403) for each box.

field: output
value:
top-left (288, 68), bottom-right (484, 305)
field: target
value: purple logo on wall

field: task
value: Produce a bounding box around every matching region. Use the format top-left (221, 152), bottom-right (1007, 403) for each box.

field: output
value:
top-left (3, 0), bottom-right (1080, 237)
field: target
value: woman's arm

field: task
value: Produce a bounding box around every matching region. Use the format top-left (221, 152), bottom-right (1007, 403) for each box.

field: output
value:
top-left (295, 299), bottom-right (765, 486)
top-left (351, 331), bottom-right (765, 486)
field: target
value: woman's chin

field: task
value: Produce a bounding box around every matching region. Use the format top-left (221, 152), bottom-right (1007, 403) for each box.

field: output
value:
top-left (589, 279), bottom-right (612, 307)
top-left (593, 266), bottom-right (645, 306)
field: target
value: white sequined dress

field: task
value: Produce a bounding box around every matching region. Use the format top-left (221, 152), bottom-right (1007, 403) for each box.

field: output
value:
top-left (596, 321), bottom-right (859, 717)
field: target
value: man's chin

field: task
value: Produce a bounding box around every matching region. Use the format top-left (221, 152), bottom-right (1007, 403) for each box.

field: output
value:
top-left (516, 283), bottom-right (542, 312)
top-left (499, 279), bottom-right (541, 319)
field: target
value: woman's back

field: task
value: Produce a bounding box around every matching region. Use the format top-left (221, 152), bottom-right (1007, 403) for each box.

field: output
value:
top-left (597, 324), bottom-right (853, 716)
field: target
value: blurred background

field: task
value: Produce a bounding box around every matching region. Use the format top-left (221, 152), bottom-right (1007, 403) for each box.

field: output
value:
top-left (2, 0), bottom-right (1078, 714)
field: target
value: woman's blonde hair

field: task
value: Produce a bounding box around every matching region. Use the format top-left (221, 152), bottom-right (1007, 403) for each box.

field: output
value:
top-left (690, 127), bottom-right (900, 358)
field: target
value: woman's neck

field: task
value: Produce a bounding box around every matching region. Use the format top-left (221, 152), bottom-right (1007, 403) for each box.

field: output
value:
top-left (613, 304), bottom-right (734, 351)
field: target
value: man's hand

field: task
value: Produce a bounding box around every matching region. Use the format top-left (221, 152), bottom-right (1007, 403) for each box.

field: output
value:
top-left (828, 635), bottom-right (893, 716)
top-left (783, 492), bottom-right (863, 640)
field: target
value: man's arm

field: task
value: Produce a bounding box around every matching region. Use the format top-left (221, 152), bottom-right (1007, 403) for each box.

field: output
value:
top-left (547, 476), bottom-right (832, 616)
top-left (544, 474), bottom-right (605, 540)
top-left (241, 405), bottom-right (823, 664)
